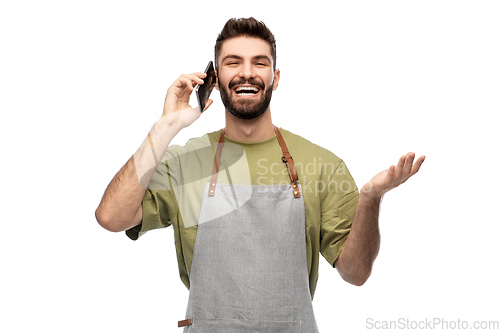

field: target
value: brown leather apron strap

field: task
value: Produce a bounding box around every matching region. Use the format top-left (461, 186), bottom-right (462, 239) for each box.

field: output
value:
top-left (208, 128), bottom-right (225, 197)
top-left (274, 126), bottom-right (300, 198)
top-left (209, 126), bottom-right (300, 198)
top-left (178, 318), bottom-right (193, 327)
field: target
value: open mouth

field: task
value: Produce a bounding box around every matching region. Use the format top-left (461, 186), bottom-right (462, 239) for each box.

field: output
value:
top-left (234, 86), bottom-right (260, 96)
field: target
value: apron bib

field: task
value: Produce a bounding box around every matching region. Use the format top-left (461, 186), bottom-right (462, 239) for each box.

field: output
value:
top-left (180, 127), bottom-right (319, 333)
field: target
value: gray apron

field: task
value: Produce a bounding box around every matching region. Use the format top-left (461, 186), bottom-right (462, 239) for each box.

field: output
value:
top-left (179, 127), bottom-right (319, 332)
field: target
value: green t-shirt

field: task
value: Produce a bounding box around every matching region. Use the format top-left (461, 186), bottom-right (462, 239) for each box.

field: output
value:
top-left (126, 128), bottom-right (359, 298)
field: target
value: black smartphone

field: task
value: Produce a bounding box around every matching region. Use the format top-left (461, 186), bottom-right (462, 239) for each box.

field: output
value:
top-left (195, 61), bottom-right (216, 112)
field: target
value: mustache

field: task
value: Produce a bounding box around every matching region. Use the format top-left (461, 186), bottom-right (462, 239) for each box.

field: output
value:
top-left (228, 78), bottom-right (265, 90)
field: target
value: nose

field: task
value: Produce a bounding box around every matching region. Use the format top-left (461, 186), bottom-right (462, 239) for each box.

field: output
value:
top-left (238, 62), bottom-right (255, 79)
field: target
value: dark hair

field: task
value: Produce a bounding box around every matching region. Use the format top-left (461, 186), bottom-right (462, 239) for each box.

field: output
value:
top-left (214, 17), bottom-right (277, 71)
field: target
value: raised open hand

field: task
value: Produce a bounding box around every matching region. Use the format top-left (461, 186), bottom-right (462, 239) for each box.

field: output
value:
top-left (361, 152), bottom-right (426, 199)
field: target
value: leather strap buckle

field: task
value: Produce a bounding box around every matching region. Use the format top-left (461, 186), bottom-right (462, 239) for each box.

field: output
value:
top-left (274, 126), bottom-right (300, 198)
top-left (208, 128), bottom-right (226, 197)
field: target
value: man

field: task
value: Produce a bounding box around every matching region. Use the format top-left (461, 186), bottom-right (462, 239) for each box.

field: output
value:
top-left (95, 17), bottom-right (425, 332)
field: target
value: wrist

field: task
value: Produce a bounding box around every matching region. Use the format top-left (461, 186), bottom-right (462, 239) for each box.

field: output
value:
top-left (133, 111), bottom-right (188, 189)
top-left (360, 183), bottom-right (384, 202)
top-left (158, 112), bottom-right (184, 132)
top-left (160, 106), bottom-right (201, 130)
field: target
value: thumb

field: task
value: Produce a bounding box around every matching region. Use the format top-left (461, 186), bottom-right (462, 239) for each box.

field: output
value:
top-left (202, 99), bottom-right (214, 112)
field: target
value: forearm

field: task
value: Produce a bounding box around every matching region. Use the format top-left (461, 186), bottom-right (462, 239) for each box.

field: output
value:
top-left (95, 156), bottom-right (146, 232)
top-left (334, 152), bottom-right (425, 285)
top-left (95, 113), bottom-right (186, 232)
top-left (335, 191), bottom-right (381, 286)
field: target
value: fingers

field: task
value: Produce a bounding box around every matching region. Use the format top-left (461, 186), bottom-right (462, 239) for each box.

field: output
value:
top-left (394, 154), bottom-right (406, 180)
top-left (410, 155), bottom-right (426, 177)
top-left (402, 152), bottom-right (415, 175)
top-left (164, 72), bottom-right (208, 115)
top-left (367, 153), bottom-right (425, 197)
top-left (386, 165), bottom-right (395, 184)
top-left (398, 152), bottom-right (415, 184)
top-left (169, 72), bottom-right (207, 94)
top-left (398, 152), bottom-right (425, 185)
top-left (177, 73), bottom-right (206, 91)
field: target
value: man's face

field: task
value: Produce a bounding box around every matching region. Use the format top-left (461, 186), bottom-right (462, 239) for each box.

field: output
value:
top-left (216, 36), bottom-right (280, 120)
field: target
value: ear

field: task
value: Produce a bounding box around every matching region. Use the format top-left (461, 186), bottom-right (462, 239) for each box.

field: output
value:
top-left (214, 69), bottom-right (219, 91)
top-left (272, 69), bottom-right (281, 91)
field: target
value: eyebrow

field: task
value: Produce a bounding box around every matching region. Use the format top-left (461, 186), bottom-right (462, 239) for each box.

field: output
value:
top-left (222, 54), bottom-right (272, 63)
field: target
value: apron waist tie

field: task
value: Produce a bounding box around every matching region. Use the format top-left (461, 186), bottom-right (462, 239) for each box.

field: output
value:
top-left (178, 318), bottom-right (193, 327)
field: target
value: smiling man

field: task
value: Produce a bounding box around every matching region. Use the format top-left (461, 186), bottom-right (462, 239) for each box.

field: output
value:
top-left (217, 36), bottom-right (277, 121)
top-left (95, 17), bottom-right (425, 332)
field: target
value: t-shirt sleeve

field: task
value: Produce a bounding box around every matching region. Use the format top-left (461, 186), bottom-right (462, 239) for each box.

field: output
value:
top-left (125, 189), bottom-right (174, 240)
top-left (125, 153), bottom-right (176, 241)
top-left (319, 159), bottom-right (359, 267)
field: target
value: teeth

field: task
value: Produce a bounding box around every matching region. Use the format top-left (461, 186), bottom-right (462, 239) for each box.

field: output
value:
top-left (235, 86), bottom-right (259, 92)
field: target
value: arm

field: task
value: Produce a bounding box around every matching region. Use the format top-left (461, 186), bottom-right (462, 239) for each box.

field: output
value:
top-left (334, 152), bottom-right (426, 286)
top-left (95, 73), bottom-right (212, 232)
top-left (95, 156), bottom-right (146, 232)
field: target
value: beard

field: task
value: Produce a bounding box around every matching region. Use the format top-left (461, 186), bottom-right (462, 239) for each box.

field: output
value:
top-left (219, 78), bottom-right (274, 120)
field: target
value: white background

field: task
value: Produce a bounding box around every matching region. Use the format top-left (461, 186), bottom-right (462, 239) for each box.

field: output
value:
top-left (1, 0), bottom-right (499, 332)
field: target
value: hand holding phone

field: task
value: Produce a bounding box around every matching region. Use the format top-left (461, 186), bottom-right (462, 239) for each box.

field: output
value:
top-left (195, 61), bottom-right (216, 112)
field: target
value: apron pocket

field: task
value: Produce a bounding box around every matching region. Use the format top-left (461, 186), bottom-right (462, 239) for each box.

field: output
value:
top-left (187, 317), bottom-right (302, 333)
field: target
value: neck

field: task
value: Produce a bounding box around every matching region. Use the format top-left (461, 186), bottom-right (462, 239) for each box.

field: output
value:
top-left (224, 108), bottom-right (275, 142)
